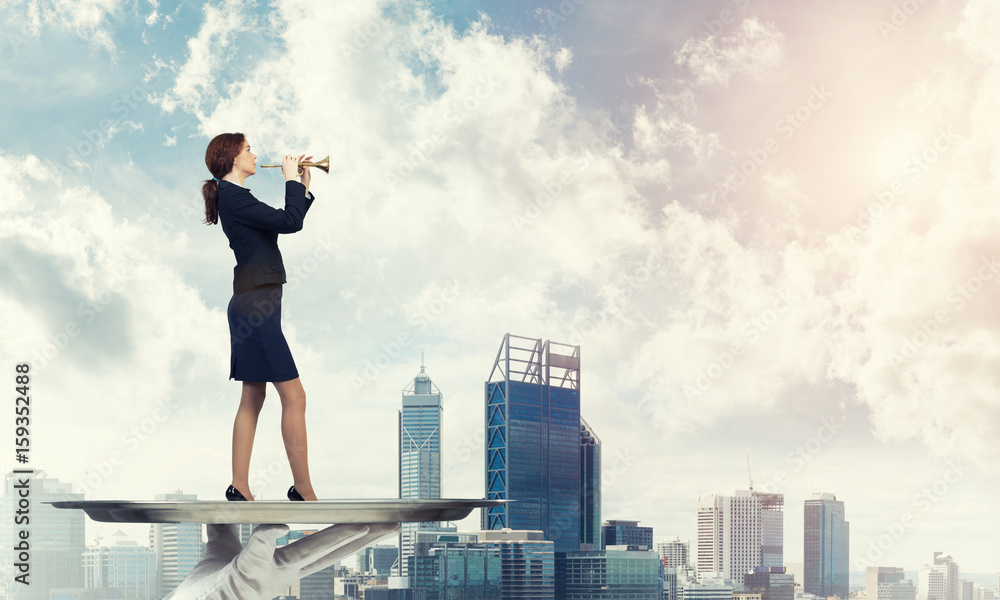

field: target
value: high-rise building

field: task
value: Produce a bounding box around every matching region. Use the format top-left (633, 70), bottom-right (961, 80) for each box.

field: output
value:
top-left (1, 471), bottom-right (85, 600)
top-left (601, 520), bottom-right (653, 551)
top-left (83, 530), bottom-right (157, 600)
top-left (803, 493), bottom-right (849, 599)
top-left (756, 492), bottom-right (783, 567)
top-left (149, 490), bottom-right (201, 598)
top-left (868, 567), bottom-right (917, 600)
top-left (411, 543), bottom-right (502, 600)
top-left (483, 334), bottom-right (582, 554)
top-left (480, 529), bottom-right (556, 600)
top-left (580, 419), bottom-right (601, 550)
top-left (359, 544), bottom-right (400, 576)
top-left (934, 553), bottom-right (960, 600)
top-left (696, 490), bottom-right (762, 586)
top-left (657, 538), bottom-right (689, 568)
top-left (399, 361), bottom-right (443, 577)
top-left (919, 566), bottom-right (945, 600)
top-left (563, 548), bottom-right (662, 600)
top-left (744, 566), bottom-right (794, 600)
top-left (409, 529), bottom-right (554, 599)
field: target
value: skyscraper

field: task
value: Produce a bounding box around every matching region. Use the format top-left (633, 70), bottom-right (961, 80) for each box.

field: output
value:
top-left (804, 493), bottom-right (849, 598)
top-left (757, 492), bottom-right (784, 567)
top-left (483, 334), bottom-right (582, 554)
top-left (399, 361), bottom-right (444, 577)
top-left (696, 490), bottom-right (762, 586)
top-left (579, 419), bottom-right (601, 550)
top-left (934, 553), bottom-right (960, 600)
top-left (1, 472), bottom-right (85, 600)
top-left (149, 490), bottom-right (201, 598)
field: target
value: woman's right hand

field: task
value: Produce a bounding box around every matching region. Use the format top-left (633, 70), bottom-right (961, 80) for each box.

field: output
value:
top-left (281, 154), bottom-right (303, 181)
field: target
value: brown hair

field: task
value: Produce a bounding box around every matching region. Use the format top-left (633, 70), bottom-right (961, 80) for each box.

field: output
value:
top-left (202, 132), bottom-right (245, 225)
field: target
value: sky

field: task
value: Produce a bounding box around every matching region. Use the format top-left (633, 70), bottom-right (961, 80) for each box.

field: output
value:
top-left (1, 0), bottom-right (999, 576)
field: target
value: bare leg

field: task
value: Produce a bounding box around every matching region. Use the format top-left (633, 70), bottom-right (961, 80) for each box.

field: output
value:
top-left (273, 377), bottom-right (317, 501)
top-left (231, 381), bottom-right (267, 501)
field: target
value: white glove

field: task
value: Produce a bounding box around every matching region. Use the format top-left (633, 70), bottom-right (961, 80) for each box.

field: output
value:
top-left (164, 522), bottom-right (399, 600)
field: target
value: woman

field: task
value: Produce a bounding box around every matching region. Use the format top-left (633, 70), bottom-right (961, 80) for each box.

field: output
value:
top-left (201, 132), bottom-right (319, 501)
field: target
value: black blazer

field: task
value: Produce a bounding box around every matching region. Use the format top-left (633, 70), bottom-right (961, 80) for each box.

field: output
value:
top-left (218, 179), bottom-right (315, 294)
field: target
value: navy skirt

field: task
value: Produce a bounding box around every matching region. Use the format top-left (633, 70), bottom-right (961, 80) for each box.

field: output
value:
top-left (227, 284), bottom-right (299, 382)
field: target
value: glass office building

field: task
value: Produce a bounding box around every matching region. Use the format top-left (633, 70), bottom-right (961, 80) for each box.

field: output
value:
top-left (399, 362), bottom-right (444, 577)
top-left (412, 544), bottom-right (501, 600)
top-left (483, 334), bottom-right (582, 555)
top-left (804, 493), bottom-right (849, 599)
top-left (359, 544), bottom-right (400, 576)
top-left (564, 549), bottom-right (662, 600)
top-left (480, 529), bottom-right (555, 600)
top-left (149, 490), bottom-right (201, 598)
top-left (601, 520), bottom-right (653, 551)
top-left (756, 491), bottom-right (784, 567)
top-left (579, 420), bottom-right (601, 550)
top-left (745, 566), bottom-right (795, 600)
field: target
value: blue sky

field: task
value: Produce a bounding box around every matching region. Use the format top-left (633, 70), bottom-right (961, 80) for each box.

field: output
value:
top-left (2, 0), bottom-right (999, 576)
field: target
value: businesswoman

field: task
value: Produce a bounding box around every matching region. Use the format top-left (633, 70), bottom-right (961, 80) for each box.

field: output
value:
top-left (202, 132), bottom-right (318, 501)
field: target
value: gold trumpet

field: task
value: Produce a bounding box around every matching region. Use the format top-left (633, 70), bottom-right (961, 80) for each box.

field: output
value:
top-left (260, 155), bottom-right (330, 174)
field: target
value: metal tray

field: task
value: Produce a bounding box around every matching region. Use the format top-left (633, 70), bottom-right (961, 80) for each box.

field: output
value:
top-left (47, 498), bottom-right (505, 524)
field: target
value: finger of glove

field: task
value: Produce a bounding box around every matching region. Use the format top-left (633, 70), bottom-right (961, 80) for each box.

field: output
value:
top-left (236, 523), bottom-right (290, 571)
top-left (204, 524), bottom-right (243, 560)
top-left (272, 523), bottom-right (368, 570)
top-left (298, 523), bottom-right (400, 578)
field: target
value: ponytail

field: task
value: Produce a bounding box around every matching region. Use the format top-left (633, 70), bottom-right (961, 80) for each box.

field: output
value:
top-left (202, 178), bottom-right (219, 225)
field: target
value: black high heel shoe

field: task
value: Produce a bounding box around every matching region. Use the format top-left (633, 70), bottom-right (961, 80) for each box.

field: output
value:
top-left (226, 485), bottom-right (248, 501)
top-left (287, 486), bottom-right (305, 501)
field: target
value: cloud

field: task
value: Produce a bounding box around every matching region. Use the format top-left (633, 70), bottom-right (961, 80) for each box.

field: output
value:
top-left (139, 0), bottom-right (1000, 476)
top-left (675, 17), bottom-right (785, 87)
top-left (151, 0), bottom-right (261, 117)
top-left (6, 0), bottom-right (126, 57)
top-left (631, 81), bottom-right (721, 165)
top-left (0, 150), bottom-right (230, 489)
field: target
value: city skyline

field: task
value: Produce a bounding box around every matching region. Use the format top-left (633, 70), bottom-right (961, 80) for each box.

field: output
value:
top-left (1, 0), bottom-right (998, 576)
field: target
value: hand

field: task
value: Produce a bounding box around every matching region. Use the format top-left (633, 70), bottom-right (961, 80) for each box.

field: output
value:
top-left (281, 154), bottom-right (302, 182)
top-left (164, 522), bottom-right (399, 600)
top-left (299, 154), bottom-right (312, 192)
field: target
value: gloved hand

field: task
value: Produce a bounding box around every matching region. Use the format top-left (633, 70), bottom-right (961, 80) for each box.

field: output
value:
top-left (164, 521), bottom-right (399, 600)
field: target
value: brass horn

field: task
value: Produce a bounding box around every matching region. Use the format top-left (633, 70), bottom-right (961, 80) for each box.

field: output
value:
top-left (260, 156), bottom-right (330, 174)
